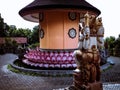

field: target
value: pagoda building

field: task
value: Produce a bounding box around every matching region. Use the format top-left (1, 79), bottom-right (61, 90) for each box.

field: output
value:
top-left (19, 0), bottom-right (101, 68)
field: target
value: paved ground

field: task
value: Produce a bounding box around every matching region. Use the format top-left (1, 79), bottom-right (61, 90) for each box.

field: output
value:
top-left (0, 54), bottom-right (120, 90)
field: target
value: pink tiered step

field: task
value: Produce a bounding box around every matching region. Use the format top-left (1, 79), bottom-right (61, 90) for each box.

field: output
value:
top-left (23, 48), bottom-right (77, 68)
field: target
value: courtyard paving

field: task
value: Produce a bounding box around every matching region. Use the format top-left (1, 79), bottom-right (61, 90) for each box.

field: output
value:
top-left (0, 54), bottom-right (120, 90)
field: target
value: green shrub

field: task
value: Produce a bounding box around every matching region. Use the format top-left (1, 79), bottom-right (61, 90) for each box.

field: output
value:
top-left (28, 43), bottom-right (39, 49)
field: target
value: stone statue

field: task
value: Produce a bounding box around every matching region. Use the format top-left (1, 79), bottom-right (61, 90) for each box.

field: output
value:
top-left (83, 12), bottom-right (90, 50)
top-left (73, 12), bottom-right (102, 89)
top-left (73, 50), bottom-right (82, 72)
top-left (89, 15), bottom-right (97, 35)
top-left (96, 17), bottom-right (104, 49)
top-left (74, 45), bottom-right (101, 85)
top-left (78, 23), bottom-right (84, 49)
top-left (78, 12), bottom-right (90, 50)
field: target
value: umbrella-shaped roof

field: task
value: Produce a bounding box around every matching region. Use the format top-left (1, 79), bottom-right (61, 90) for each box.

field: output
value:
top-left (19, 0), bottom-right (101, 22)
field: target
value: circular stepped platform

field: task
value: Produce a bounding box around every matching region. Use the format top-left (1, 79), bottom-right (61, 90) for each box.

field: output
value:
top-left (10, 59), bottom-right (74, 76)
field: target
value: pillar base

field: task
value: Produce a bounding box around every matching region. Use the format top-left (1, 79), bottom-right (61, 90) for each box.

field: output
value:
top-left (88, 82), bottom-right (103, 90)
top-left (70, 72), bottom-right (103, 90)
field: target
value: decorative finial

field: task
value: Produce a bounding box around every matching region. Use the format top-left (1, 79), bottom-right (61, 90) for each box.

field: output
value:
top-left (84, 12), bottom-right (90, 27)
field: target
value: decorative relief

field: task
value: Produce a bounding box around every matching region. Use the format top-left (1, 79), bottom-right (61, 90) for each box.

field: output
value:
top-left (40, 29), bottom-right (44, 39)
top-left (39, 12), bottom-right (44, 22)
top-left (68, 12), bottom-right (77, 21)
top-left (68, 28), bottom-right (77, 39)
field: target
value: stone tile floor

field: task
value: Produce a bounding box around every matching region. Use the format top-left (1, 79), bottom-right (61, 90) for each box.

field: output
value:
top-left (0, 54), bottom-right (120, 90)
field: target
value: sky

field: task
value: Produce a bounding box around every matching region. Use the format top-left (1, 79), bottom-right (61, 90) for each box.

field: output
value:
top-left (0, 0), bottom-right (120, 38)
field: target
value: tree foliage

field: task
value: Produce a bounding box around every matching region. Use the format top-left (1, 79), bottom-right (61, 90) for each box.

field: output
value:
top-left (30, 25), bottom-right (39, 44)
top-left (104, 35), bottom-right (120, 56)
top-left (0, 15), bottom-right (9, 37)
top-left (0, 14), bottom-right (39, 45)
top-left (104, 36), bottom-right (115, 49)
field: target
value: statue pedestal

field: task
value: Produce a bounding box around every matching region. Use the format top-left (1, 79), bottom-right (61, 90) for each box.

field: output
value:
top-left (72, 72), bottom-right (103, 90)
top-left (88, 82), bottom-right (103, 90)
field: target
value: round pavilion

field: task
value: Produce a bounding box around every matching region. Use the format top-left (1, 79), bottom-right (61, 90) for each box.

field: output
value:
top-left (19, 0), bottom-right (101, 68)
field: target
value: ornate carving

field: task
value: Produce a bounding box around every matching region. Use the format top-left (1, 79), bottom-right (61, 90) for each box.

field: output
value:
top-left (68, 12), bottom-right (77, 21)
top-left (78, 29), bottom-right (84, 49)
top-left (40, 28), bottom-right (44, 39)
top-left (39, 12), bottom-right (44, 22)
top-left (73, 45), bottom-right (101, 85)
top-left (78, 12), bottom-right (90, 50)
top-left (68, 28), bottom-right (77, 39)
top-left (89, 15), bottom-right (97, 35)
top-left (79, 12), bottom-right (105, 50)
top-left (72, 12), bottom-right (103, 90)
top-left (84, 12), bottom-right (90, 27)
top-left (96, 17), bottom-right (105, 49)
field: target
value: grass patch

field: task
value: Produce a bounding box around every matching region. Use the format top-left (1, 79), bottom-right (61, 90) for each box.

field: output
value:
top-left (102, 65), bottom-right (113, 72)
top-left (7, 64), bottom-right (20, 73)
top-left (7, 64), bottom-right (73, 77)
top-left (14, 59), bottom-right (32, 69)
top-left (7, 64), bottom-right (45, 76)
top-left (8, 59), bottom-right (112, 77)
